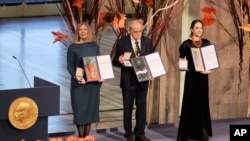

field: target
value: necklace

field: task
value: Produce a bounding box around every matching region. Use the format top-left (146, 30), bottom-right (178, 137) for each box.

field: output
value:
top-left (191, 37), bottom-right (202, 47)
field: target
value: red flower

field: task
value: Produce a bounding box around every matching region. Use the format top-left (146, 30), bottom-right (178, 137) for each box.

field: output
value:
top-left (201, 7), bottom-right (217, 26)
top-left (51, 31), bottom-right (69, 44)
top-left (73, 0), bottom-right (84, 8)
top-left (202, 13), bottom-right (216, 26)
top-left (201, 7), bottom-right (217, 15)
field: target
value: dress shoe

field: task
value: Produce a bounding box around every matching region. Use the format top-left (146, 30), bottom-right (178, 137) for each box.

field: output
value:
top-left (134, 135), bottom-right (151, 141)
top-left (201, 128), bottom-right (209, 141)
top-left (201, 135), bottom-right (209, 141)
top-left (177, 136), bottom-right (190, 141)
top-left (126, 136), bottom-right (134, 141)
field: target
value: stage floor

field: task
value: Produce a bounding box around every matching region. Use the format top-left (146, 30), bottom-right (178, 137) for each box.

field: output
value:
top-left (48, 115), bottom-right (250, 141)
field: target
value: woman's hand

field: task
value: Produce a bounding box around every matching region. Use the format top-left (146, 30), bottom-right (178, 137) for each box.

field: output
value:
top-left (99, 78), bottom-right (104, 83)
top-left (78, 78), bottom-right (86, 84)
top-left (75, 76), bottom-right (86, 84)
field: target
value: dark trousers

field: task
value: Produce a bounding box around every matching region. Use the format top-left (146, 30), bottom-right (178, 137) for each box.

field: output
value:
top-left (122, 85), bottom-right (148, 138)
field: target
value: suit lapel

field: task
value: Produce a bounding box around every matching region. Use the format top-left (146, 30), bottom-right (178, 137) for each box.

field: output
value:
top-left (140, 37), bottom-right (146, 55)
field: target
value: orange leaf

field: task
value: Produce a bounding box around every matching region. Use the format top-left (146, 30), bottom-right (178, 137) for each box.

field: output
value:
top-left (84, 135), bottom-right (96, 141)
top-left (240, 24), bottom-right (250, 31)
top-left (66, 136), bottom-right (77, 141)
top-left (133, 0), bottom-right (140, 4)
top-left (119, 13), bottom-right (127, 21)
top-left (97, 12), bottom-right (106, 28)
top-left (77, 137), bottom-right (85, 141)
top-left (57, 137), bottom-right (64, 141)
top-left (118, 13), bottom-right (127, 28)
top-left (49, 138), bottom-right (57, 141)
top-left (73, 0), bottom-right (84, 8)
top-left (51, 31), bottom-right (68, 43)
top-left (118, 19), bottom-right (126, 28)
top-left (112, 15), bottom-right (119, 30)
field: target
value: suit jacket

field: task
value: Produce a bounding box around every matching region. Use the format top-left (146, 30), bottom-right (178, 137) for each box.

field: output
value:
top-left (112, 35), bottom-right (153, 90)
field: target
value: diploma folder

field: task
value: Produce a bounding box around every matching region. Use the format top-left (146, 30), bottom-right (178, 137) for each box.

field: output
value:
top-left (82, 55), bottom-right (114, 81)
top-left (131, 52), bottom-right (167, 82)
top-left (190, 44), bottom-right (220, 71)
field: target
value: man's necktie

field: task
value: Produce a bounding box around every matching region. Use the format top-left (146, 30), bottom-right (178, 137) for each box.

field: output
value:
top-left (134, 41), bottom-right (140, 56)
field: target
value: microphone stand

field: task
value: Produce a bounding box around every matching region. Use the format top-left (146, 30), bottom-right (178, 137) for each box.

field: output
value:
top-left (12, 56), bottom-right (32, 88)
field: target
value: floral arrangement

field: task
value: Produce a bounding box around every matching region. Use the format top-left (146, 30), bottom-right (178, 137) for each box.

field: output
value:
top-left (51, 0), bottom-right (183, 53)
top-left (21, 135), bottom-right (96, 141)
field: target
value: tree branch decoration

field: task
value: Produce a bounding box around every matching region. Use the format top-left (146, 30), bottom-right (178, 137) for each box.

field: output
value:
top-left (203, 0), bottom-right (250, 117)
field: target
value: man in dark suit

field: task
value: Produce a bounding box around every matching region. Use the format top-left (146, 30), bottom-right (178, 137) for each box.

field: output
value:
top-left (112, 19), bottom-right (153, 141)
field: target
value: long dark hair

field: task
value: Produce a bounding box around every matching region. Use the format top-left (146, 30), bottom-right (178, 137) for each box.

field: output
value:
top-left (189, 19), bottom-right (203, 37)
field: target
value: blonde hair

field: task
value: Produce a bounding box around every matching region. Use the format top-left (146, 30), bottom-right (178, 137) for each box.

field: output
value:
top-left (73, 22), bottom-right (96, 43)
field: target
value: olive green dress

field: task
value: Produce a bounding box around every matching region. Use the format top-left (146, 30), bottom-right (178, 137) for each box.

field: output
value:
top-left (67, 42), bottom-right (101, 125)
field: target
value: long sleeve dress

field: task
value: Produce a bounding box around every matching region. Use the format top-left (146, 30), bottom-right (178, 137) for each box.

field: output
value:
top-left (177, 39), bottom-right (213, 140)
top-left (67, 42), bottom-right (101, 125)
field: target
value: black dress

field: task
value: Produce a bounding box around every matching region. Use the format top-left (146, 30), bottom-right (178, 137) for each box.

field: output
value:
top-left (177, 39), bottom-right (212, 140)
top-left (67, 42), bottom-right (101, 125)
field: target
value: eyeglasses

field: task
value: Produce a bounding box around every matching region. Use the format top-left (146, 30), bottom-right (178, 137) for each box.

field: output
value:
top-left (132, 30), bottom-right (143, 33)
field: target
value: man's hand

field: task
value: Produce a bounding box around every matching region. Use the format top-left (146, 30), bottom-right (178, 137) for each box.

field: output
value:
top-left (119, 55), bottom-right (124, 64)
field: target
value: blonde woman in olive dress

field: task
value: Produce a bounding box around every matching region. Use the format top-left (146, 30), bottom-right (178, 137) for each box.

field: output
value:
top-left (67, 22), bottom-right (103, 138)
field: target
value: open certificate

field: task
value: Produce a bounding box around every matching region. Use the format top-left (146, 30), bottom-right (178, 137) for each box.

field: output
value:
top-left (191, 44), bottom-right (219, 71)
top-left (96, 55), bottom-right (114, 79)
top-left (144, 52), bottom-right (167, 78)
top-left (131, 52), bottom-right (167, 82)
top-left (83, 55), bottom-right (114, 81)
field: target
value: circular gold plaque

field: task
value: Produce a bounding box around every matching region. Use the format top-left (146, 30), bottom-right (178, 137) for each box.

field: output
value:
top-left (8, 97), bottom-right (38, 130)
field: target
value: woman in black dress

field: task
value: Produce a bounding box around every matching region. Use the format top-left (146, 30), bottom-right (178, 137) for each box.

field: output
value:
top-left (177, 19), bottom-right (213, 141)
top-left (67, 22), bottom-right (103, 138)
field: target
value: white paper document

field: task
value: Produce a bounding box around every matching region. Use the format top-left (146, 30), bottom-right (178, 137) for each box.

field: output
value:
top-left (131, 52), bottom-right (167, 82)
top-left (178, 59), bottom-right (188, 71)
top-left (191, 44), bottom-right (219, 71)
top-left (145, 52), bottom-right (166, 78)
top-left (200, 44), bottom-right (219, 70)
top-left (96, 55), bottom-right (115, 79)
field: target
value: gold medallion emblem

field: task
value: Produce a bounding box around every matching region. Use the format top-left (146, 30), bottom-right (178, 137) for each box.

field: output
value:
top-left (8, 97), bottom-right (39, 130)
